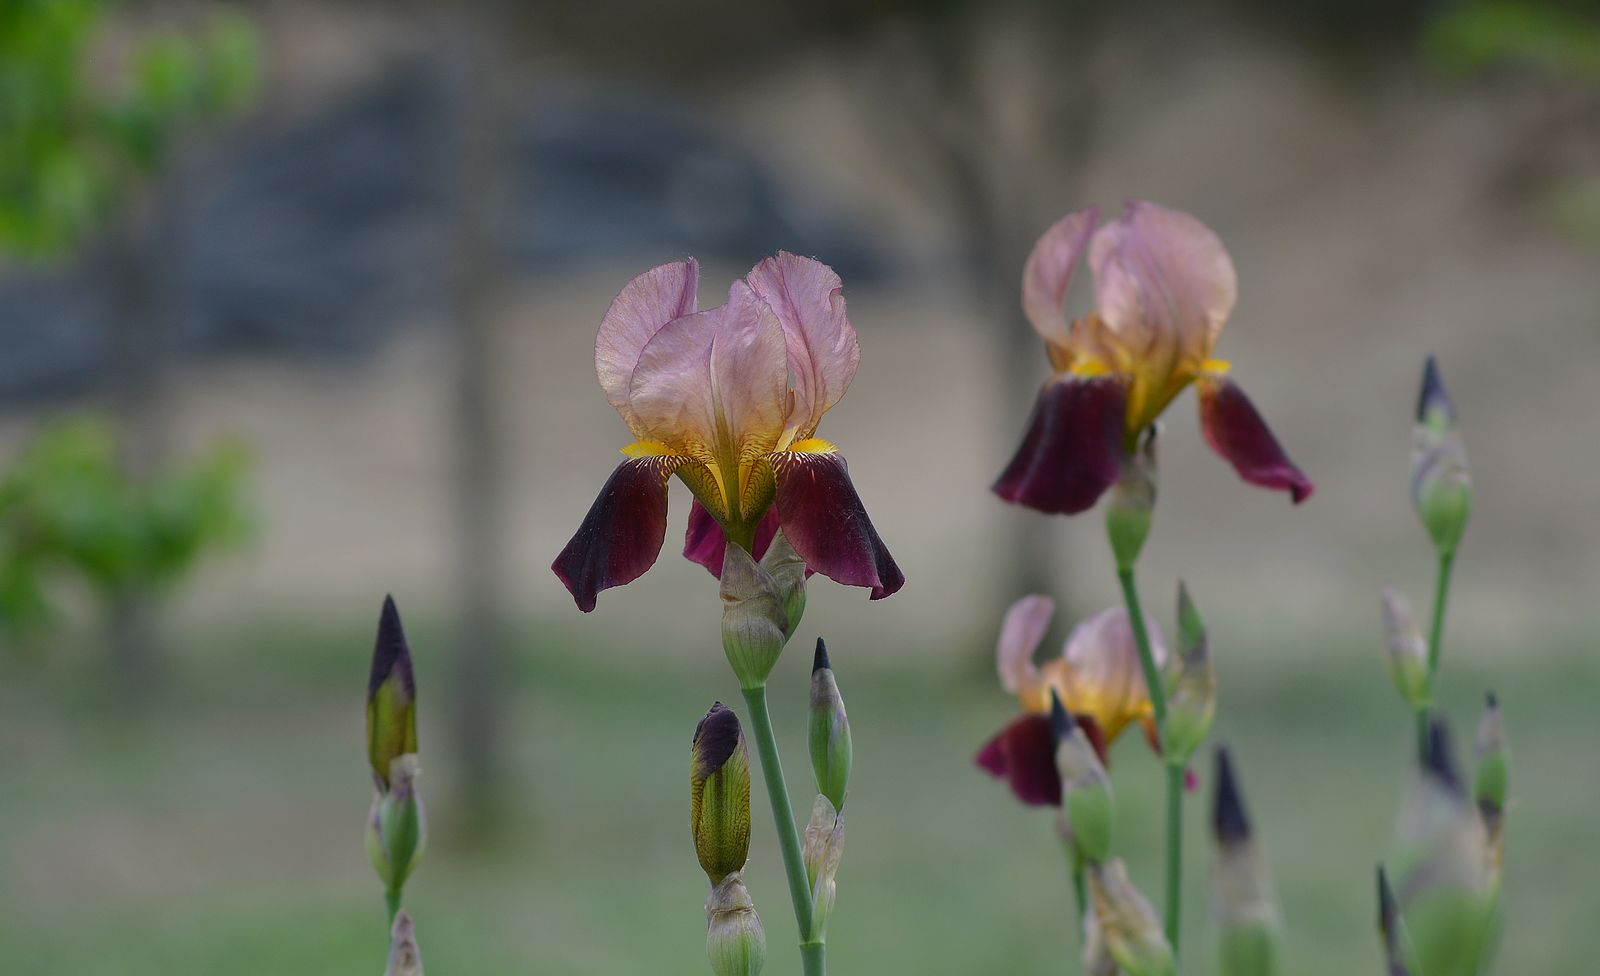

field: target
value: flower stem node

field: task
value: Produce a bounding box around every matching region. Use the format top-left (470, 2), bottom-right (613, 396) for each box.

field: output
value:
top-left (802, 793), bottom-right (846, 942)
top-left (385, 910), bottom-right (424, 976)
top-left (692, 703), bottom-right (753, 885)
top-left (808, 639), bottom-right (852, 811)
top-left (1411, 356), bottom-right (1471, 557)
top-left (1162, 583), bottom-right (1216, 765)
top-left (720, 545), bottom-right (791, 690)
top-left (1106, 430), bottom-right (1157, 572)
top-left (1380, 588), bottom-right (1431, 711)
top-left (706, 874), bottom-right (767, 976)
top-left (367, 753), bottom-right (426, 893)
top-left (1087, 858), bottom-right (1176, 976)
top-left (1051, 693), bottom-right (1115, 864)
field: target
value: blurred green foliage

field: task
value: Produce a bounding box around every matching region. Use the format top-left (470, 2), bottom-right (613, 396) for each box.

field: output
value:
top-left (1425, 0), bottom-right (1600, 78)
top-left (0, 0), bottom-right (259, 256)
top-left (0, 418), bottom-right (254, 641)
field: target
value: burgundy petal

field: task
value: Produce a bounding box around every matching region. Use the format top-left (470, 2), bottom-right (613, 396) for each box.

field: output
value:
top-left (552, 456), bottom-right (680, 612)
top-left (1197, 376), bottom-right (1314, 504)
top-left (771, 447), bottom-right (904, 600)
top-left (975, 714), bottom-right (1061, 807)
top-left (682, 501), bottom-right (781, 577)
top-left (992, 375), bottom-right (1128, 515)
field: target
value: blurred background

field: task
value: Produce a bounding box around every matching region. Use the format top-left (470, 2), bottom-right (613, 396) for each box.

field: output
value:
top-left (1, 0), bottom-right (1597, 973)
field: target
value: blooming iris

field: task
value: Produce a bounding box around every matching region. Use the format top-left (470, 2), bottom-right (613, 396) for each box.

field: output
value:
top-left (993, 200), bottom-right (1313, 514)
top-left (553, 254), bottom-right (903, 612)
top-left (976, 595), bottom-right (1166, 806)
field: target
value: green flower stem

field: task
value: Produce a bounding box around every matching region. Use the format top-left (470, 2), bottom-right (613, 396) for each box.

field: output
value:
top-left (1059, 828), bottom-right (1087, 925)
top-left (1416, 548), bottom-right (1457, 753)
top-left (1116, 566), bottom-right (1182, 958)
top-left (384, 887), bottom-right (401, 928)
top-left (741, 684), bottom-right (825, 976)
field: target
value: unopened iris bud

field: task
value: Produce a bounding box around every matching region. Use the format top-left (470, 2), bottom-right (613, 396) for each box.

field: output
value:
top-left (1163, 583), bottom-right (1215, 765)
top-left (1412, 356), bottom-right (1471, 556)
top-left (761, 530), bottom-right (808, 636)
top-left (1106, 428), bottom-right (1158, 572)
top-left (720, 545), bottom-right (790, 689)
top-left (1211, 747), bottom-right (1282, 976)
top-left (803, 793), bottom-right (846, 940)
top-left (808, 639), bottom-right (852, 811)
top-left (1051, 692), bottom-right (1115, 863)
top-left (705, 874), bottom-right (767, 976)
top-left (1087, 858), bottom-right (1175, 976)
top-left (385, 910), bottom-right (424, 976)
top-left (691, 703), bottom-right (753, 885)
top-left (1380, 588), bottom-right (1430, 711)
top-left (367, 753), bottom-right (426, 891)
top-left (368, 595), bottom-right (418, 792)
top-left (1473, 692), bottom-right (1509, 882)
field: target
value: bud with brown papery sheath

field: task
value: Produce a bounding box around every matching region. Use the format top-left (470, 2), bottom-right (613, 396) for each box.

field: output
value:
top-left (706, 874), bottom-right (767, 976)
top-left (808, 639), bottom-right (852, 811)
top-left (803, 793), bottom-right (846, 941)
top-left (1162, 583), bottom-right (1215, 765)
top-left (761, 530), bottom-right (808, 637)
top-left (367, 753), bottom-right (426, 892)
top-left (1080, 901), bottom-right (1118, 976)
top-left (1051, 692), bottom-right (1115, 863)
top-left (1210, 746), bottom-right (1282, 976)
top-left (720, 545), bottom-right (790, 689)
top-left (1087, 858), bottom-right (1175, 976)
top-left (1473, 692), bottom-right (1509, 883)
top-left (1107, 428), bottom-right (1158, 572)
top-left (385, 910), bottom-right (424, 976)
top-left (1412, 356), bottom-right (1471, 556)
top-left (692, 703), bottom-right (753, 885)
top-left (1380, 588), bottom-right (1430, 711)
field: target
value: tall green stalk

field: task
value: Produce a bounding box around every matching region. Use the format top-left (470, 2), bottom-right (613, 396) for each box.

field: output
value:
top-left (741, 684), bottom-right (825, 976)
top-left (1415, 549), bottom-right (1457, 755)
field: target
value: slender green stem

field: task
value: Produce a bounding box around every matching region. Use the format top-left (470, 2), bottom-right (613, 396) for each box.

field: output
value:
top-left (384, 887), bottom-right (401, 928)
top-left (740, 684), bottom-right (824, 976)
top-left (1116, 569), bottom-right (1169, 729)
top-left (1058, 824), bottom-right (1087, 925)
top-left (1415, 549), bottom-right (1457, 754)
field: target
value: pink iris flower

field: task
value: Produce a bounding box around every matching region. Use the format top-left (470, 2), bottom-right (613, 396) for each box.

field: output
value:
top-left (993, 200), bottom-right (1313, 514)
top-left (553, 254), bottom-right (904, 612)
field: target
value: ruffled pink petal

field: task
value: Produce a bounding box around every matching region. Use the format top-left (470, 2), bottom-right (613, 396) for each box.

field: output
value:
top-left (975, 714), bottom-right (1061, 807)
top-left (595, 260), bottom-right (699, 435)
top-left (992, 375), bottom-right (1128, 515)
top-left (1088, 200), bottom-right (1236, 364)
top-left (771, 446), bottom-right (903, 600)
top-left (997, 595), bottom-right (1055, 695)
top-left (746, 252), bottom-right (860, 440)
top-left (683, 500), bottom-right (781, 577)
top-left (1021, 208), bottom-right (1100, 348)
top-left (628, 280), bottom-right (789, 463)
top-left (1197, 375), bottom-right (1314, 504)
top-left (552, 456), bottom-right (681, 612)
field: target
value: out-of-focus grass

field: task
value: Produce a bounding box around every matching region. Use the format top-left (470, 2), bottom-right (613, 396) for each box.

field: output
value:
top-left (0, 611), bottom-right (1592, 975)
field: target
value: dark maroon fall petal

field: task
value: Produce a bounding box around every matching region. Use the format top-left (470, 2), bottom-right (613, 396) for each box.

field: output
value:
top-left (992, 375), bottom-right (1128, 515)
top-left (975, 714), bottom-right (1061, 807)
top-left (683, 501), bottom-right (781, 577)
top-left (552, 456), bottom-right (680, 612)
top-left (1197, 376), bottom-right (1314, 504)
top-left (771, 448), bottom-right (903, 599)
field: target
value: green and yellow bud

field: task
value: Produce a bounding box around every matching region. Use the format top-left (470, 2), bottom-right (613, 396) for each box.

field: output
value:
top-left (692, 703), bottom-right (753, 885)
top-left (368, 595), bottom-right (418, 792)
top-left (803, 793), bottom-right (846, 941)
top-left (1211, 747), bottom-right (1282, 976)
top-left (1380, 588), bottom-right (1430, 711)
top-left (1473, 692), bottom-right (1509, 883)
top-left (1087, 858), bottom-right (1175, 976)
top-left (367, 753), bottom-right (426, 891)
top-left (1411, 356), bottom-right (1471, 556)
top-left (1051, 693), bottom-right (1115, 864)
top-left (720, 545), bottom-right (790, 689)
top-left (808, 639), bottom-right (852, 811)
top-left (1163, 583), bottom-right (1215, 765)
top-left (706, 874), bottom-right (767, 976)
top-left (1106, 428), bottom-right (1158, 572)
top-left (385, 910), bottom-right (424, 976)
top-left (761, 530), bottom-right (808, 636)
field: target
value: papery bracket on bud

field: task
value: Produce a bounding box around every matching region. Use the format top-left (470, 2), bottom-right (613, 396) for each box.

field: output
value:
top-left (802, 793), bottom-right (846, 942)
top-left (719, 546), bottom-right (790, 689)
top-left (1106, 427), bottom-right (1158, 571)
top-left (706, 874), bottom-right (767, 976)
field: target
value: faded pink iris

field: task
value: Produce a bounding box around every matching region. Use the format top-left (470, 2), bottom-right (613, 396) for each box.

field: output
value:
top-left (553, 254), bottom-right (904, 612)
top-left (994, 200), bottom-right (1313, 514)
top-left (976, 596), bottom-right (1165, 807)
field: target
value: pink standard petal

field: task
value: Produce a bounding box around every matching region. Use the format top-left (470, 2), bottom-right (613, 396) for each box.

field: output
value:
top-left (1197, 375), bottom-right (1314, 504)
top-left (596, 260), bottom-right (699, 434)
top-left (992, 375), bottom-right (1128, 515)
top-left (552, 456), bottom-right (681, 612)
top-left (746, 252), bottom-right (860, 440)
top-left (771, 447), bottom-right (903, 600)
top-left (683, 500), bottom-right (781, 577)
top-left (996, 594), bottom-right (1055, 695)
top-left (975, 714), bottom-right (1062, 807)
top-left (1021, 208), bottom-right (1100, 348)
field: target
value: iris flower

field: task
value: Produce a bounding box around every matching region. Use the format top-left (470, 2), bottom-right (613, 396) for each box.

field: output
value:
top-left (994, 200), bottom-right (1313, 514)
top-left (553, 254), bottom-right (903, 612)
top-left (976, 595), bottom-right (1166, 806)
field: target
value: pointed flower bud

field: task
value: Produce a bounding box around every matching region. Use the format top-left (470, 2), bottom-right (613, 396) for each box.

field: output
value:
top-left (1380, 588), bottom-right (1430, 711)
top-left (1211, 747), bottom-right (1282, 976)
top-left (1377, 866), bottom-right (1413, 976)
top-left (1106, 427), bottom-right (1158, 572)
top-left (1163, 583), bottom-right (1215, 764)
top-left (760, 530), bottom-right (808, 636)
top-left (808, 639), bottom-right (852, 811)
top-left (1087, 858), bottom-right (1176, 976)
top-left (1473, 692), bottom-right (1508, 882)
top-left (692, 703), bottom-right (753, 885)
top-left (1411, 356), bottom-right (1471, 556)
top-left (368, 595), bottom-right (418, 791)
top-left (720, 545), bottom-right (790, 689)
top-left (705, 874), bottom-right (767, 976)
top-left (1052, 692), bottom-right (1115, 864)
top-left (385, 910), bottom-right (424, 976)
top-left (367, 753), bottom-right (426, 891)
top-left (802, 793), bottom-right (846, 941)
